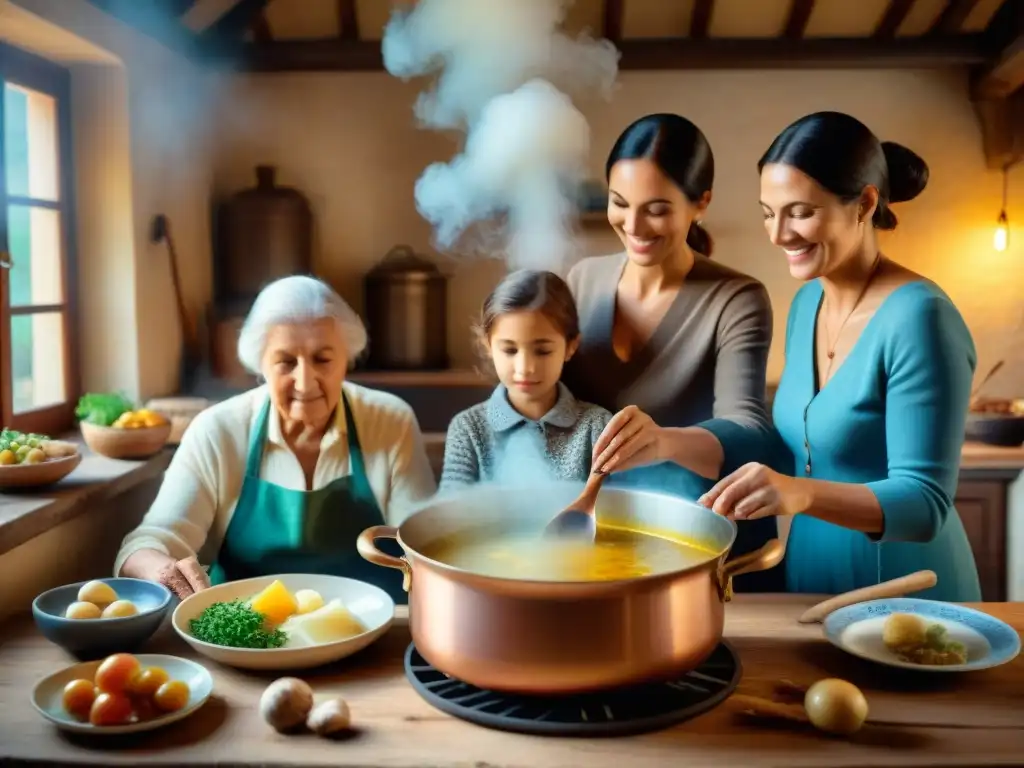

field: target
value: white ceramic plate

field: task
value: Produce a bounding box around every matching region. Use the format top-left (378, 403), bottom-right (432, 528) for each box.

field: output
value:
top-left (32, 653), bottom-right (213, 735)
top-left (823, 598), bottom-right (1021, 673)
top-left (171, 574), bottom-right (395, 671)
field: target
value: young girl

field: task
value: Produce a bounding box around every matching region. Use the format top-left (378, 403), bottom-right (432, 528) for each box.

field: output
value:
top-left (440, 269), bottom-right (612, 490)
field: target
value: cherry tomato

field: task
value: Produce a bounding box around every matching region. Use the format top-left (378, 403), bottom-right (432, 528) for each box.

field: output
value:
top-left (128, 666), bottom-right (169, 698)
top-left (153, 680), bottom-right (190, 712)
top-left (62, 679), bottom-right (96, 719)
top-left (89, 692), bottom-right (134, 726)
top-left (94, 653), bottom-right (141, 695)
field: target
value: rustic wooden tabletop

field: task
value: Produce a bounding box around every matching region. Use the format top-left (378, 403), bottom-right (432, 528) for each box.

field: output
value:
top-left (1, 594), bottom-right (1021, 767)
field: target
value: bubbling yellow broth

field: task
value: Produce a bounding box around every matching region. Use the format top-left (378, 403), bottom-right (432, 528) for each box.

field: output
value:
top-left (421, 525), bottom-right (719, 582)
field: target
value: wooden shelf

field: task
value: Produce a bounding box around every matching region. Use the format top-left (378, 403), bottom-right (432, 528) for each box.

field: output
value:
top-left (347, 369), bottom-right (490, 387)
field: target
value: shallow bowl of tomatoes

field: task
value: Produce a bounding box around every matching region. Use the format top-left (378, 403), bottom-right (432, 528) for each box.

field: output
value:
top-left (31, 652), bottom-right (213, 734)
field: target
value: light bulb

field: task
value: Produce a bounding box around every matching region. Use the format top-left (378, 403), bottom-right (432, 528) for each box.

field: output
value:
top-left (994, 211), bottom-right (1009, 252)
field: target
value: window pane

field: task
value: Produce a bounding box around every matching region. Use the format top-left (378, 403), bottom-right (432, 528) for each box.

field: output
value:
top-left (11, 311), bottom-right (66, 413)
top-left (3, 82), bottom-right (59, 201)
top-left (7, 204), bottom-right (63, 306)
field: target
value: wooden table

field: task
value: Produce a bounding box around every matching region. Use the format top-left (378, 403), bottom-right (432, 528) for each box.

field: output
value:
top-left (1, 595), bottom-right (1022, 767)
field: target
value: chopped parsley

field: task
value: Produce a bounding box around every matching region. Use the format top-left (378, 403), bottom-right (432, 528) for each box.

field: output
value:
top-left (188, 599), bottom-right (287, 649)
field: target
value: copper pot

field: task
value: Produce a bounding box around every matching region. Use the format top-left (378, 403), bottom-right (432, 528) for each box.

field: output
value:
top-left (357, 484), bottom-right (783, 695)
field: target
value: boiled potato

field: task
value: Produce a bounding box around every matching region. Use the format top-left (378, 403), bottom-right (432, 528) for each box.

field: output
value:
top-left (78, 580), bottom-right (119, 606)
top-left (65, 601), bottom-right (102, 620)
top-left (882, 612), bottom-right (927, 651)
top-left (101, 600), bottom-right (138, 618)
top-left (294, 589), bottom-right (324, 615)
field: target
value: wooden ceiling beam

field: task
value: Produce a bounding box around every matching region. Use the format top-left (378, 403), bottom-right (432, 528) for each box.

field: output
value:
top-left (603, 0), bottom-right (624, 42)
top-left (783, 0), bottom-right (816, 39)
top-left (689, 0), bottom-right (714, 39)
top-left (224, 34), bottom-right (994, 73)
top-left (928, 0), bottom-right (978, 35)
top-left (337, 0), bottom-right (358, 41)
top-left (973, 0), bottom-right (1024, 99)
top-left (974, 35), bottom-right (1024, 99)
top-left (874, 0), bottom-right (917, 37)
top-left (201, 0), bottom-right (272, 43)
top-left (971, 1), bottom-right (1024, 169)
top-left (972, 89), bottom-right (1024, 169)
top-left (83, 0), bottom-right (202, 58)
top-left (251, 12), bottom-right (272, 43)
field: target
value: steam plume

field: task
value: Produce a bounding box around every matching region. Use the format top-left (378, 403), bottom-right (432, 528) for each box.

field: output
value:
top-left (382, 0), bottom-right (620, 273)
top-left (493, 428), bottom-right (558, 487)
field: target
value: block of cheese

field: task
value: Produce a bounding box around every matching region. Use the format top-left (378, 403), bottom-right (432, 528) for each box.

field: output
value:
top-left (279, 599), bottom-right (366, 645)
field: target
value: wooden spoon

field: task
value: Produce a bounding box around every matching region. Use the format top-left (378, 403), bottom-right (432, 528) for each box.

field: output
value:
top-left (543, 470), bottom-right (607, 542)
top-left (798, 570), bottom-right (937, 624)
top-left (733, 687), bottom-right (1021, 732)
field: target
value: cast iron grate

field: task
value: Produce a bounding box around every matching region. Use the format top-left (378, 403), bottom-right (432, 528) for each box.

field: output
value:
top-left (404, 641), bottom-right (741, 737)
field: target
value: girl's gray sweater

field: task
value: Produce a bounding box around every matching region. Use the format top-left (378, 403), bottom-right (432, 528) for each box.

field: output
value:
top-left (440, 383), bottom-right (613, 490)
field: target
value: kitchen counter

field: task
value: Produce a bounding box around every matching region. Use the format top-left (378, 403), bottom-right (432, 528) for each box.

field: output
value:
top-left (960, 442), bottom-right (1024, 471)
top-left (1, 595), bottom-right (1021, 767)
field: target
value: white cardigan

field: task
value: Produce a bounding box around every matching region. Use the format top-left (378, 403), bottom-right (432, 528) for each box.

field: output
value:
top-left (114, 382), bottom-right (437, 575)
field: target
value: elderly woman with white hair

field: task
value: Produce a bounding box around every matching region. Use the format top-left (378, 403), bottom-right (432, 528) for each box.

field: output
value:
top-left (116, 276), bottom-right (437, 603)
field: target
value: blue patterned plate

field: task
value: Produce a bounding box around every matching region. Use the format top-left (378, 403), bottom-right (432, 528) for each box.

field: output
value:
top-left (823, 598), bottom-right (1021, 672)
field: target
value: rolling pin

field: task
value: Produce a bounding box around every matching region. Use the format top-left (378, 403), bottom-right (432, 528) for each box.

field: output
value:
top-left (798, 570), bottom-right (937, 624)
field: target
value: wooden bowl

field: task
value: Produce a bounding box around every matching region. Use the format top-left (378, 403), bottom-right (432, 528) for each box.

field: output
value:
top-left (80, 421), bottom-right (172, 459)
top-left (0, 453), bottom-right (82, 489)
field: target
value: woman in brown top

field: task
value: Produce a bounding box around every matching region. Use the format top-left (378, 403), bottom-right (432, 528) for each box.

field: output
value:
top-left (563, 113), bottom-right (781, 588)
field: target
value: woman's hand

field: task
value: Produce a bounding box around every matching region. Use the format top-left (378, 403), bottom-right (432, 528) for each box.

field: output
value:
top-left (592, 406), bottom-right (664, 474)
top-left (697, 462), bottom-right (812, 520)
top-left (120, 549), bottom-right (196, 600)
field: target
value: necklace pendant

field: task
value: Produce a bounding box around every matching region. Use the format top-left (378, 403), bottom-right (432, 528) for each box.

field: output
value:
top-left (827, 351), bottom-right (835, 359)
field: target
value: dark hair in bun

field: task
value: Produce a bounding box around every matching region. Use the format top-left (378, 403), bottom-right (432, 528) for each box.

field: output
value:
top-left (758, 111), bottom-right (928, 231)
top-left (607, 113), bottom-right (715, 256)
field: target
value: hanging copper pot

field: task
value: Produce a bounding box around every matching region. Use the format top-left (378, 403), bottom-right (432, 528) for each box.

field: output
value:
top-left (216, 165), bottom-right (313, 302)
top-left (363, 245), bottom-right (449, 370)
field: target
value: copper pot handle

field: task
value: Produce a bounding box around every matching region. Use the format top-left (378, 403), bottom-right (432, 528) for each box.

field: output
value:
top-left (717, 538), bottom-right (785, 601)
top-left (356, 525), bottom-right (412, 592)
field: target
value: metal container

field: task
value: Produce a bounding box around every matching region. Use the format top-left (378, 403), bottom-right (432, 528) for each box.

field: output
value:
top-left (217, 165), bottom-right (313, 302)
top-left (363, 245), bottom-right (448, 370)
top-left (357, 483), bottom-right (782, 695)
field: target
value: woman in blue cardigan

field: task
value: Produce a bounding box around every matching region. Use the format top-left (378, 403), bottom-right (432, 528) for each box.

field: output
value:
top-left (592, 111), bottom-right (981, 602)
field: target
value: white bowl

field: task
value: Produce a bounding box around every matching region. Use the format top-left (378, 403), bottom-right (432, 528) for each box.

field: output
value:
top-left (171, 574), bottom-right (395, 671)
top-left (32, 653), bottom-right (213, 735)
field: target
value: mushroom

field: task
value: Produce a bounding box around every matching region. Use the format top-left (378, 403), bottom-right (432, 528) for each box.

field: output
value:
top-left (260, 677), bottom-right (314, 733)
top-left (307, 697), bottom-right (352, 737)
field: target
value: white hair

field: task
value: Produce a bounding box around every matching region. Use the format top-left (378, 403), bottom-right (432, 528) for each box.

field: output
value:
top-left (237, 275), bottom-right (368, 374)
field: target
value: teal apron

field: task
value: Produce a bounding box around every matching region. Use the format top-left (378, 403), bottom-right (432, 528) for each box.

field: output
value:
top-left (207, 393), bottom-right (408, 604)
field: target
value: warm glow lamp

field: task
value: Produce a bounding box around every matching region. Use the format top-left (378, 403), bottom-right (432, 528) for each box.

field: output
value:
top-left (994, 165), bottom-right (1010, 253)
top-left (994, 211), bottom-right (1009, 252)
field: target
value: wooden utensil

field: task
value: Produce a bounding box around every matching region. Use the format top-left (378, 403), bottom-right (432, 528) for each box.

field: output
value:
top-left (151, 214), bottom-right (203, 393)
top-left (798, 570), bottom-right (937, 624)
top-left (971, 359), bottom-right (1005, 399)
top-left (543, 470), bottom-right (606, 542)
top-left (733, 681), bottom-right (1022, 732)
